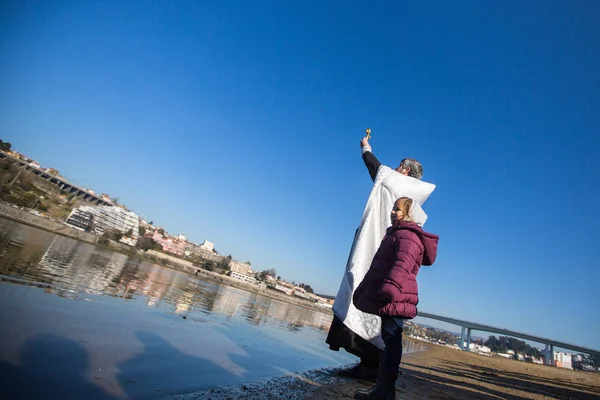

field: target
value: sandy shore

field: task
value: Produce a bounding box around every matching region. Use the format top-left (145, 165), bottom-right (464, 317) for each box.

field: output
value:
top-left (175, 343), bottom-right (600, 400)
top-left (313, 344), bottom-right (600, 400)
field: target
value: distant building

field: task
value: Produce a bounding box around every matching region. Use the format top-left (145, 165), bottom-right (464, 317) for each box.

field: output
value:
top-left (228, 260), bottom-right (252, 275)
top-left (92, 205), bottom-right (140, 238)
top-left (159, 237), bottom-right (185, 256)
top-left (228, 271), bottom-right (257, 284)
top-left (184, 242), bottom-right (223, 263)
top-left (70, 205), bottom-right (139, 238)
top-left (200, 240), bottom-right (214, 252)
top-left (149, 230), bottom-right (186, 256)
top-left (119, 236), bottom-right (137, 247)
top-left (65, 207), bottom-right (95, 231)
top-left (554, 352), bottom-right (573, 369)
top-left (469, 344), bottom-right (491, 355)
top-left (274, 283), bottom-right (294, 295)
top-left (45, 168), bottom-right (60, 176)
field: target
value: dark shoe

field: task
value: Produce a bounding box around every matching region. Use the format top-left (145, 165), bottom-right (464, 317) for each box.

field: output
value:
top-left (335, 362), bottom-right (378, 382)
top-left (354, 372), bottom-right (396, 400)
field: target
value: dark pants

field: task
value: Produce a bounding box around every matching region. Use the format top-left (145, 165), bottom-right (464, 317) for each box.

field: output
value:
top-left (380, 316), bottom-right (405, 375)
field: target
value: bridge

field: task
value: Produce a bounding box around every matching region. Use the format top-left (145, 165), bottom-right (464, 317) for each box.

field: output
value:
top-left (417, 311), bottom-right (600, 366)
top-left (0, 151), bottom-right (111, 206)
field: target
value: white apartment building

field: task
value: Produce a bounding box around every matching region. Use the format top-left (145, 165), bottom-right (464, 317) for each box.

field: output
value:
top-left (229, 271), bottom-right (257, 284)
top-left (95, 206), bottom-right (139, 238)
top-left (65, 206), bottom-right (96, 231)
top-left (200, 240), bottom-right (214, 252)
top-left (71, 205), bottom-right (139, 238)
top-left (554, 352), bottom-right (573, 369)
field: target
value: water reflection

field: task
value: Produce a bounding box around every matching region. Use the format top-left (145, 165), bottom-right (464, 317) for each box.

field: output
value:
top-left (0, 219), bottom-right (428, 398)
top-left (0, 218), bottom-right (333, 334)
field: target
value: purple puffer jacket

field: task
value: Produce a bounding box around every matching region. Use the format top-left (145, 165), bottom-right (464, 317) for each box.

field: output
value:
top-left (353, 221), bottom-right (439, 318)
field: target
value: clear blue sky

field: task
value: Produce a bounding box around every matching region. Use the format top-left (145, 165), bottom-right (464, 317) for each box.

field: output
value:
top-left (1, 1), bottom-right (599, 349)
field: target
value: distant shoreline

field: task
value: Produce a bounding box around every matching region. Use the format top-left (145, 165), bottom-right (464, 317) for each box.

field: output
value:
top-left (0, 202), bottom-right (334, 316)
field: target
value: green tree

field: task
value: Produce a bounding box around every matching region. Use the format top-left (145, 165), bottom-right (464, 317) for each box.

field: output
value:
top-left (218, 255), bottom-right (232, 270)
top-left (136, 236), bottom-right (159, 251)
top-left (202, 261), bottom-right (216, 271)
top-left (139, 226), bottom-right (146, 236)
top-left (304, 284), bottom-right (314, 293)
top-left (256, 270), bottom-right (269, 281)
top-left (0, 140), bottom-right (12, 151)
top-left (265, 268), bottom-right (276, 278)
top-left (102, 230), bottom-right (123, 242)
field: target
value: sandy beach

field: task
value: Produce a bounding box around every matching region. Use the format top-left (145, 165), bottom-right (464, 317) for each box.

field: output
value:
top-left (178, 342), bottom-right (600, 400)
top-left (313, 344), bottom-right (600, 400)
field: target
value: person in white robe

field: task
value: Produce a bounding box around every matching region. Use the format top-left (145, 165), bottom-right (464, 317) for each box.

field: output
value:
top-left (327, 136), bottom-right (435, 381)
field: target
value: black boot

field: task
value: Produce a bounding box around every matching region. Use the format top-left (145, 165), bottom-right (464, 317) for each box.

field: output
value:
top-left (354, 371), bottom-right (397, 400)
top-left (335, 362), bottom-right (378, 382)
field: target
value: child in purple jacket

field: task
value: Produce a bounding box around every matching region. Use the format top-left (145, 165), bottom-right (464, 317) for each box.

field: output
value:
top-left (353, 197), bottom-right (439, 400)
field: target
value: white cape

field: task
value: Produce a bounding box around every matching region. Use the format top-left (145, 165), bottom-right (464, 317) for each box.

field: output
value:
top-left (332, 166), bottom-right (435, 349)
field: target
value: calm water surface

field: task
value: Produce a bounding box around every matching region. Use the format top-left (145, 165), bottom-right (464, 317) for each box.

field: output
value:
top-left (0, 218), bottom-right (425, 399)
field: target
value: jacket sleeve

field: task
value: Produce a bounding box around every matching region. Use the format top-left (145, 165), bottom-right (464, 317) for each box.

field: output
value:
top-left (362, 151), bottom-right (382, 182)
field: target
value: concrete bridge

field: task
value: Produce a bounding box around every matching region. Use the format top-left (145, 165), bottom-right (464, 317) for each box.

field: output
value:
top-left (417, 311), bottom-right (600, 366)
top-left (0, 151), bottom-right (111, 206)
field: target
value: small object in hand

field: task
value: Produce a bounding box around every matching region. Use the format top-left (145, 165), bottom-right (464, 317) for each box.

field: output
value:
top-left (182, 315), bottom-right (187, 319)
top-left (365, 128), bottom-right (371, 140)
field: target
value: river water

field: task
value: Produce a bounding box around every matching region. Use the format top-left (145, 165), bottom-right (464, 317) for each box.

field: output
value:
top-left (0, 218), bottom-right (426, 399)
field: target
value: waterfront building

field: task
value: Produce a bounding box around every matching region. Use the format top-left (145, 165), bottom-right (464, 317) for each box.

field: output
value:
top-left (228, 260), bottom-right (252, 275)
top-left (92, 205), bottom-right (140, 238)
top-left (183, 242), bottom-right (223, 262)
top-left (200, 240), bottom-right (214, 252)
top-left (159, 237), bottom-right (186, 256)
top-left (65, 206), bottom-right (95, 231)
top-left (554, 352), bottom-right (573, 369)
top-left (68, 205), bottom-right (139, 239)
top-left (228, 271), bottom-right (257, 284)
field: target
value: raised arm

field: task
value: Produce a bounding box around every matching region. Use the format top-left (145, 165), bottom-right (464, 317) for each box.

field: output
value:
top-left (360, 137), bottom-right (382, 182)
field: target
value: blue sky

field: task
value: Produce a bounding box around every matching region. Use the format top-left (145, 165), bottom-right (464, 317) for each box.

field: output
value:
top-left (1, 1), bottom-right (599, 349)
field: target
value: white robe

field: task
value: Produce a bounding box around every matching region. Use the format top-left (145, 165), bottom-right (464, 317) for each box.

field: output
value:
top-left (332, 166), bottom-right (435, 349)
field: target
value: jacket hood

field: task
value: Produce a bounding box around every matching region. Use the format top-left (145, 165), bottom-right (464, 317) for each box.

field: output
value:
top-left (391, 221), bottom-right (439, 266)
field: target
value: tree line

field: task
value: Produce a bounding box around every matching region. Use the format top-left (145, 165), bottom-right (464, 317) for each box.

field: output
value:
top-left (484, 335), bottom-right (542, 358)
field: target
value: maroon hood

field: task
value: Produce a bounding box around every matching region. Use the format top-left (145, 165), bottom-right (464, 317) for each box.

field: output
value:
top-left (393, 221), bottom-right (439, 266)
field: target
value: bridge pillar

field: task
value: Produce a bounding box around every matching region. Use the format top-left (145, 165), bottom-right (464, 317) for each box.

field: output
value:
top-left (466, 328), bottom-right (472, 352)
top-left (550, 345), bottom-right (555, 366)
top-left (459, 326), bottom-right (466, 350)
